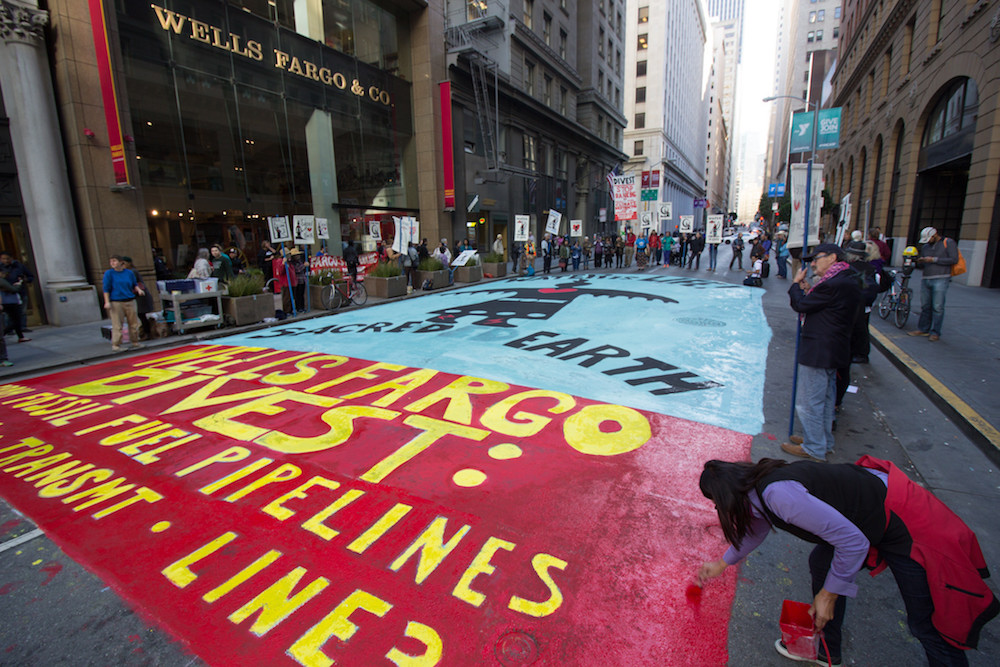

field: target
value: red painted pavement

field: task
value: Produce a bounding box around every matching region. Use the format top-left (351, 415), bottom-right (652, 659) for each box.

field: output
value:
top-left (0, 344), bottom-right (748, 665)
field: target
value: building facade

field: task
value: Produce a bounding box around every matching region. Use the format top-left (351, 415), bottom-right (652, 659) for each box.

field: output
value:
top-left (0, 0), bottom-right (448, 326)
top-left (827, 0), bottom-right (1000, 287)
top-left (443, 0), bottom-right (626, 248)
top-left (623, 0), bottom-right (709, 233)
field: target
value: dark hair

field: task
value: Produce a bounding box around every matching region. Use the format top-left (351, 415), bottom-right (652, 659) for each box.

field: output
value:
top-left (699, 458), bottom-right (788, 549)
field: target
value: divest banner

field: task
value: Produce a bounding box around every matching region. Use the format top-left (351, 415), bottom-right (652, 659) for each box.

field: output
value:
top-left (0, 275), bottom-right (769, 665)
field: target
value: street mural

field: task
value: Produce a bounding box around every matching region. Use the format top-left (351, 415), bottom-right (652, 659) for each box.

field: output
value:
top-left (0, 274), bottom-right (770, 665)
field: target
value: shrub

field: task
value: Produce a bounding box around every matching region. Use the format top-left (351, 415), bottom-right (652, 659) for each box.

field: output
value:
top-left (464, 254), bottom-right (479, 266)
top-left (226, 272), bottom-right (265, 297)
top-left (418, 257), bottom-right (444, 271)
top-left (369, 261), bottom-right (402, 277)
top-left (313, 269), bottom-right (342, 285)
top-left (482, 252), bottom-right (503, 263)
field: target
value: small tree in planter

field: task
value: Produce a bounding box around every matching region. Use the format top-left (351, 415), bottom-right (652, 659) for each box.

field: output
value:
top-left (454, 254), bottom-right (483, 283)
top-left (222, 271), bottom-right (272, 325)
top-left (367, 261), bottom-right (407, 298)
top-left (416, 257), bottom-right (449, 290)
top-left (310, 269), bottom-right (342, 309)
top-left (481, 251), bottom-right (506, 278)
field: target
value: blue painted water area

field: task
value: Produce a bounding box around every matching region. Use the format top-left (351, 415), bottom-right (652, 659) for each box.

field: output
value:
top-left (219, 274), bottom-right (771, 434)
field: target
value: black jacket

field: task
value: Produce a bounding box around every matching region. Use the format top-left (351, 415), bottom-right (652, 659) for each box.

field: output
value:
top-left (788, 267), bottom-right (863, 368)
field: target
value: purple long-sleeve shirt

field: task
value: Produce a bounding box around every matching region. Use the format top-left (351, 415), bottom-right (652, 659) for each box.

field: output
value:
top-left (722, 470), bottom-right (888, 597)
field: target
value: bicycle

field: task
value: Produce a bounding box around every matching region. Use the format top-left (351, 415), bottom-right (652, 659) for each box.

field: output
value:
top-left (877, 268), bottom-right (913, 329)
top-left (320, 275), bottom-right (367, 309)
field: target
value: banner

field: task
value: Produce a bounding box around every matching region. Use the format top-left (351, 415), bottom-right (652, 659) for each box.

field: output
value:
top-left (440, 82), bottom-right (456, 209)
top-left (705, 215), bottom-right (723, 244)
top-left (787, 163), bottom-right (823, 249)
top-left (309, 252), bottom-right (378, 277)
top-left (612, 175), bottom-right (638, 221)
top-left (514, 215), bottom-right (529, 242)
top-left (293, 216), bottom-right (315, 245)
top-left (268, 216), bottom-right (292, 244)
top-left (835, 193), bottom-right (852, 246)
top-left (88, 0), bottom-right (130, 185)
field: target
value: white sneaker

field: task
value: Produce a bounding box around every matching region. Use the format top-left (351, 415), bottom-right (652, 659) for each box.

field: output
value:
top-left (773, 639), bottom-right (840, 666)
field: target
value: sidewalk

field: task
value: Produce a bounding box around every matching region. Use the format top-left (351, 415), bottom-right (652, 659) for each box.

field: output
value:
top-left (3, 259), bottom-right (998, 465)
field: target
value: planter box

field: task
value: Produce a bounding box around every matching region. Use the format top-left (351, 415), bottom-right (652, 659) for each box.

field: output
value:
top-left (368, 274), bottom-right (407, 298)
top-left (454, 264), bottom-right (482, 283)
top-left (308, 284), bottom-right (328, 310)
top-left (222, 294), bottom-right (272, 326)
top-left (416, 269), bottom-right (449, 290)
top-left (483, 262), bottom-right (506, 278)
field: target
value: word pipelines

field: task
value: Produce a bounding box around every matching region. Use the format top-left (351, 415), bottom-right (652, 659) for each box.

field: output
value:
top-left (252, 324), bottom-right (722, 397)
top-left (150, 5), bottom-right (393, 106)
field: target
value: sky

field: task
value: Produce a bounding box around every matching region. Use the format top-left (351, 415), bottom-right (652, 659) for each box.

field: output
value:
top-left (734, 0), bottom-right (781, 218)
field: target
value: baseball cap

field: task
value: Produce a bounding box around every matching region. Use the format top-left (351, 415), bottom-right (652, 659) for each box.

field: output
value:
top-left (801, 243), bottom-right (844, 261)
top-left (919, 226), bottom-right (937, 244)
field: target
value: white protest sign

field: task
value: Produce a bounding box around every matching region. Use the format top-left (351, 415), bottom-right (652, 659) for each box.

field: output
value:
top-left (679, 215), bottom-right (694, 234)
top-left (545, 209), bottom-right (562, 235)
top-left (391, 217), bottom-right (404, 253)
top-left (612, 175), bottom-right (638, 221)
top-left (659, 201), bottom-right (673, 219)
top-left (407, 216), bottom-right (420, 244)
top-left (787, 163), bottom-right (823, 249)
top-left (451, 249), bottom-right (477, 267)
top-left (293, 215), bottom-right (315, 245)
top-left (268, 216), bottom-right (291, 244)
top-left (570, 220), bottom-right (583, 237)
top-left (316, 218), bottom-right (330, 240)
top-left (367, 221), bottom-right (381, 241)
top-left (514, 215), bottom-right (529, 241)
top-left (706, 215), bottom-right (724, 244)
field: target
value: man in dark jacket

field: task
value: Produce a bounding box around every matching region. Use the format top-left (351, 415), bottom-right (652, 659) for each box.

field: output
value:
top-left (686, 231), bottom-right (705, 269)
top-left (784, 243), bottom-right (862, 461)
top-left (908, 226), bottom-right (959, 341)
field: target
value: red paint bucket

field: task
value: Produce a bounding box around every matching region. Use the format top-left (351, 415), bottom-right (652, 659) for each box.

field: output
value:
top-left (779, 599), bottom-right (818, 660)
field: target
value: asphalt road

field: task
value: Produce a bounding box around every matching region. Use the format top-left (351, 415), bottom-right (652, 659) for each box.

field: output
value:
top-left (0, 263), bottom-right (997, 666)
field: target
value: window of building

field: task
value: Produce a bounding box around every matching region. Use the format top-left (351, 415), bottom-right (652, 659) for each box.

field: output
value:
top-left (599, 28), bottom-right (605, 56)
top-left (466, 0), bottom-right (487, 21)
top-left (804, 71), bottom-right (810, 82)
top-left (807, 31), bottom-right (815, 42)
top-left (634, 140), bottom-right (644, 156)
top-left (816, 30), bottom-right (823, 41)
top-left (560, 86), bottom-right (568, 115)
top-left (638, 33), bottom-right (648, 50)
top-left (635, 112), bottom-right (645, 129)
top-left (922, 78), bottom-right (979, 147)
top-left (598, 71), bottom-right (604, 95)
top-left (607, 39), bottom-right (613, 61)
top-left (526, 61), bottom-right (535, 96)
top-left (636, 87), bottom-right (646, 103)
top-left (934, 0), bottom-right (945, 43)
top-left (638, 6), bottom-right (649, 23)
top-left (833, 27), bottom-right (839, 39)
top-left (523, 134), bottom-right (537, 170)
top-left (523, 0), bottom-right (533, 28)
top-left (810, 11), bottom-right (816, 22)
top-left (882, 48), bottom-right (892, 97)
top-left (560, 30), bottom-right (567, 59)
top-left (543, 13), bottom-right (551, 45)
top-left (834, 7), bottom-right (841, 19)
top-left (636, 60), bottom-right (647, 77)
top-left (904, 18), bottom-right (915, 75)
top-left (818, 9), bottom-right (825, 21)
top-left (544, 75), bottom-right (552, 106)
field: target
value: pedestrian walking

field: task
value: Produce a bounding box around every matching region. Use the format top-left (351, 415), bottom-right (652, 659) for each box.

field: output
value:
top-left (0, 251), bottom-right (34, 331)
top-left (101, 254), bottom-right (145, 352)
top-left (542, 234), bottom-right (553, 274)
top-left (783, 243), bottom-right (861, 461)
top-left (729, 233), bottom-right (744, 270)
top-left (0, 268), bottom-right (30, 343)
top-left (908, 226), bottom-right (960, 342)
top-left (123, 256), bottom-right (153, 339)
top-left (687, 231), bottom-right (705, 270)
top-left (696, 457), bottom-right (998, 667)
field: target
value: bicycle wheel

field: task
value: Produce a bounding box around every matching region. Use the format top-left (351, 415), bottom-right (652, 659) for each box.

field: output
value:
top-left (877, 292), bottom-right (893, 320)
top-left (894, 289), bottom-right (911, 328)
top-left (322, 284), bottom-right (342, 309)
top-left (350, 282), bottom-right (368, 306)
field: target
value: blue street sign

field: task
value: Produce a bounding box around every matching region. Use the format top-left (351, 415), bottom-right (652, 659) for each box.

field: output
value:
top-left (768, 184), bottom-right (776, 197)
top-left (776, 183), bottom-right (786, 197)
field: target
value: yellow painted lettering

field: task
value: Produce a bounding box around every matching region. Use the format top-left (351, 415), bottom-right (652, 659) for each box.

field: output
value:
top-left (256, 405), bottom-right (398, 455)
top-left (452, 537), bottom-right (516, 607)
top-left (91, 486), bottom-right (163, 519)
top-left (340, 368), bottom-right (438, 407)
top-left (98, 421), bottom-right (173, 446)
top-left (263, 476), bottom-right (340, 522)
top-left (3, 453), bottom-right (71, 477)
top-left (63, 477), bottom-right (136, 511)
top-left (346, 503), bottom-right (412, 554)
top-left (203, 549), bottom-right (282, 603)
top-left (389, 517), bottom-right (471, 584)
top-left (193, 390), bottom-right (343, 447)
top-left (403, 375), bottom-right (508, 424)
top-left (228, 567), bottom-right (329, 636)
top-left (301, 489), bottom-right (364, 540)
top-left (361, 415), bottom-right (487, 484)
top-left (162, 532), bottom-right (239, 588)
top-left (480, 390), bottom-right (576, 437)
top-left (288, 589), bottom-right (392, 667)
top-left (111, 374), bottom-right (209, 404)
top-left (563, 404), bottom-right (651, 456)
top-left (174, 446), bottom-right (251, 477)
top-left (23, 460), bottom-right (95, 487)
top-left (37, 469), bottom-right (113, 497)
top-left (385, 621), bottom-right (443, 666)
top-left (199, 458), bottom-right (273, 495)
top-left (62, 369), bottom-right (183, 397)
top-left (74, 414), bottom-right (147, 436)
top-left (161, 376), bottom-right (282, 416)
top-left (305, 361), bottom-right (405, 394)
top-left (507, 553), bottom-right (568, 617)
top-left (0, 442), bottom-right (52, 467)
top-left (132, 433), bottom-right (201, 464)
top-left (224, 463), bottom-right (301, 502)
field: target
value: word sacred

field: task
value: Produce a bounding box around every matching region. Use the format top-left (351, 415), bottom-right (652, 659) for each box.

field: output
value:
top-left (150, 4), bottom-right (393, 106)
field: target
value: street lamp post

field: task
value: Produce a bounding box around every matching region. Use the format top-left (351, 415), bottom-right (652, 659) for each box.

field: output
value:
top-left (763, 95), bottom-right (819, 440)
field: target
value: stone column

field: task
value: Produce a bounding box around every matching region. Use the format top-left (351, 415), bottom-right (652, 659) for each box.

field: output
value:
top-left (0, 0), bottom-right (99, 325)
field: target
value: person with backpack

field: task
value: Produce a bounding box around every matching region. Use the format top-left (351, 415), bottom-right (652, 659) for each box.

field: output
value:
top-left (729, 232), bottom-right (745, 270)
top-left (908, 226), bottom-right (961, 342)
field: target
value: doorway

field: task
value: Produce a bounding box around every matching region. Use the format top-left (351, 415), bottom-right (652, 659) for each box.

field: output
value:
top-left (0, 217), bottom-right (45, 327)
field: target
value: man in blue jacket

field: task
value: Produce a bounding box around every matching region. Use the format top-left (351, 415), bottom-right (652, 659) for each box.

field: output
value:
top-left (783, 243), bottom-right (862, 461)
top-left (102, 255), bottom-right (144, 352)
